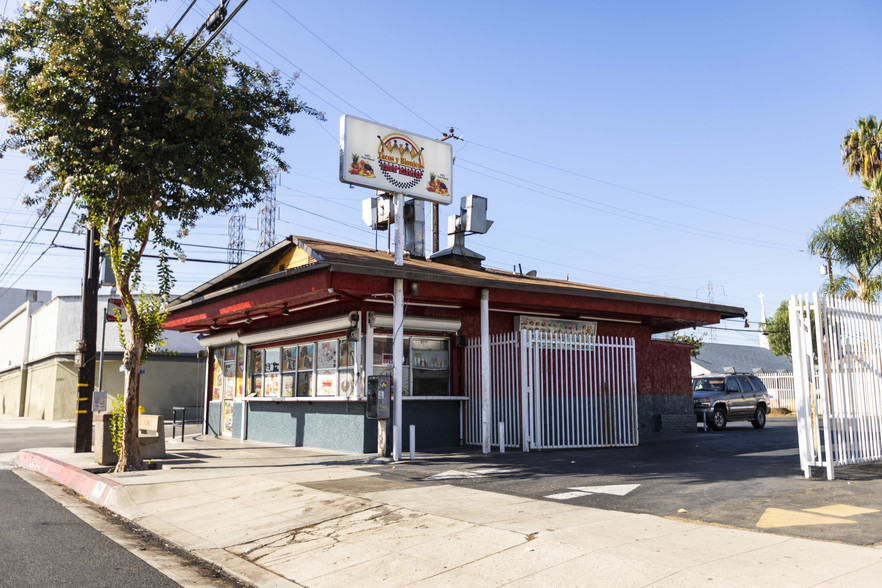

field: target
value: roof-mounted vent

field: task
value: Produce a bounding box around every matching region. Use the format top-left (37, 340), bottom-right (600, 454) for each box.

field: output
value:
top-left (430, 195), bottom-right (493, 269)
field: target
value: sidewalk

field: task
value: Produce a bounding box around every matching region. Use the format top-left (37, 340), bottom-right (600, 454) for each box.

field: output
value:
top-left (12, 433), bottom-right (882, 587)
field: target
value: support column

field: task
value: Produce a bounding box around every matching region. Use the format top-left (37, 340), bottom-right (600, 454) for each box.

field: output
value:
top-left (481, 288), bottom-right (491, 454)
top-left (392, 192), bottom-right (405, 461)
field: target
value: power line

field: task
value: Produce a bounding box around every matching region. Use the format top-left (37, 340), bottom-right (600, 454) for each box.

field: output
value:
top-left (269, 0), bottom-right (444, 136)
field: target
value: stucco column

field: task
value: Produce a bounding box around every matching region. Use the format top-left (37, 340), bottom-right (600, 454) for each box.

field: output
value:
top-left (481, 288), bottom-right (491, 453)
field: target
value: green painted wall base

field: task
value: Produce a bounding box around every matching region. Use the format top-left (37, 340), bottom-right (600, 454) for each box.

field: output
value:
top-left (207, 399), bottom-right (464, 454)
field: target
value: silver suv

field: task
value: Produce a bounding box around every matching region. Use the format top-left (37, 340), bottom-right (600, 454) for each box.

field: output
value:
top-left (693, 373), bottom-right (771, 431)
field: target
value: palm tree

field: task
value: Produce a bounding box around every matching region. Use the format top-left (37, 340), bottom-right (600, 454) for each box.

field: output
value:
top-left (842, 116), bottom-right (882, 197)
top-left (809, 201), bottom-right (882, 301)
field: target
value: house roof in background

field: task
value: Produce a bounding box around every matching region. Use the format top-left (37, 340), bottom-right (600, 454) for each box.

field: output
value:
top-left (692, 342), bottom-right (791, 374)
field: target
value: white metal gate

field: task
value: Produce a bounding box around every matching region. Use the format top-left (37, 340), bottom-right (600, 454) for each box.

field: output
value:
top-left (464, 330), bottom-right (638, 450)
top-left (790, 293), bottom-right (882, 479)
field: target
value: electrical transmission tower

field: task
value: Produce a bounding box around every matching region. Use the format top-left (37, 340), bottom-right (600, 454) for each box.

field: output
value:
top-left (696, 281), bottom-right (725, 342)
top-left (227, 213), bottom-right (245, 267)
top-left (257, 175), bottom-right (280, 251)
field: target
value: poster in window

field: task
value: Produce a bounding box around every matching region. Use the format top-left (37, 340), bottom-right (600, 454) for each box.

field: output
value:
top-left (222, 400), bottom-right (234, 434)
top-left (298, 344), bottom-right (314, 370)
top-left (223, 362), bottom-right (236, 399)
top-left (296, 372), bottom-right (313, 397)
top-left (339, 340), bottom-right (354, 367)
top-left (253, 375), bottom-right (263, 397)
top-left (265, 373), bottom-right (280, 397)
top-left (265, 348), bottom-right (281, 373)
top-left (339, 370), bottom-right (355, 398)
top-left (252, 349), bottom-right (263, 374)
top-left (317, 340), bottom-right (338, 370)
top-left (236, 345), bottom-right (245, 397)
top-left (282, 346), bottom-right (296, 372)
top-left (282, 374), bottom-right (295, 397)
top-left (224, 345), bottom-right (236, 362)
top-left (317, 370), bottom-right (337, 396)
top-left (212, 350), bottom-right (224, 401)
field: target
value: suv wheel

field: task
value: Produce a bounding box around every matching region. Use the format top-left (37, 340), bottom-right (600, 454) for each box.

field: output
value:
top-left (751, 406), bottom-right (766, 429)
top-left (711, 407), bottom-right (727, 431)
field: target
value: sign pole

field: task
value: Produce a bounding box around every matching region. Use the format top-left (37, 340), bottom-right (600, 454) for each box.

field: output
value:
top-left (392, 192), bottom-right (404, 461)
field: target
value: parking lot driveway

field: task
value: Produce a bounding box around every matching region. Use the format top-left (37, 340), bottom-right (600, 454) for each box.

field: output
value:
top-left (370, 419), bottom-right (882, 546)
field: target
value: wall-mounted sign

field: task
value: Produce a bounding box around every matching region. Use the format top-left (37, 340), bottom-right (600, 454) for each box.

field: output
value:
top-left (518, 316), bottom-right (597, 339)
top-left (339, 115), bottom-right (453, 204)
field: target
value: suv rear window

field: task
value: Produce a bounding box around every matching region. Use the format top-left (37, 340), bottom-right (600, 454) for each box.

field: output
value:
top-left (748, 376), bottom-right (766, 391)
top-left (736, 375), bottom-right (754, 391)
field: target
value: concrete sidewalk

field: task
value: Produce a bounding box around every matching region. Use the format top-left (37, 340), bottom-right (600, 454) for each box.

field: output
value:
top-left (12, 434), bottom-right (882, 587)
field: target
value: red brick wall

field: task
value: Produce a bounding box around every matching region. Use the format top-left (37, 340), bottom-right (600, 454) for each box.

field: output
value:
top-left (641, 340), bottom-right (693, 397)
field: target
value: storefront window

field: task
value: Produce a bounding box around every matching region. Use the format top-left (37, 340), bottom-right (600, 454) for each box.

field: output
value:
top-left (412, 338), bottom-right (450, 396)
top-left (373, 336), bottom-right (450, 396)
top-left (212, 344), bottom-right (244, 401)
top-left (249, 338), bottom-right (357, 398)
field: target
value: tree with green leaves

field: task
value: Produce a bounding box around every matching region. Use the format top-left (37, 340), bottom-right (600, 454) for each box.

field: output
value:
top-left (762, 301), bottom-right (792, 358)
top-left (808, 201), bottom-right (882, 302)
top-left (842, 116), bottom-right (882, 198)
top-left (0, 0), bottom-right (322, 471)
top-left (663, 332), bottom-right (703, 357)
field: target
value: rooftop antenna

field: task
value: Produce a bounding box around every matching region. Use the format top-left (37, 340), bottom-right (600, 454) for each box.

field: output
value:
top-left (433, 127), bottom-right (463, 254)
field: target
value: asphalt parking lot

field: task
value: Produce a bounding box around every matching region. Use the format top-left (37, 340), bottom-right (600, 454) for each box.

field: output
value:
top-left (368, 419), bottom-right (882, 546)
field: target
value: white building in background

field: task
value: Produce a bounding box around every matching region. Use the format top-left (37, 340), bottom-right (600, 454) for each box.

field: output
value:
top-left (0, 288), bottom-right (52, 322)
top-left (0, 295), bottom-right (205, 420)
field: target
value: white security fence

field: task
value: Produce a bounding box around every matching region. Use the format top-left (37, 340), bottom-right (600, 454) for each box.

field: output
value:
top-left (464, 330), bottom-right (638, 451)
top-left (756, 373), bottom-right (797, 412)
top-left (790, 293), bottom-right (882, 479)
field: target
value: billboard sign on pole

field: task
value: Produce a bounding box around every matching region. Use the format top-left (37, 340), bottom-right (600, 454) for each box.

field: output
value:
top-left (339, 115), bottom-right (453, 205)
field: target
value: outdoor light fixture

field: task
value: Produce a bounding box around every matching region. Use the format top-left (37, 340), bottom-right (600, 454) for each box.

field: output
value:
top-left (744, 319), bottom-right (750, 328)
top-left (282, 304), bottom-right (289, 316)
top-left (244, 314), bottom-right (253, 324)
top-left (210, 320), bottom-right (219, 331)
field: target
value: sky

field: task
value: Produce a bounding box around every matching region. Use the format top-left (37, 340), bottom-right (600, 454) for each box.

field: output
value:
top-left (0, 0), bottom-right (880, 346)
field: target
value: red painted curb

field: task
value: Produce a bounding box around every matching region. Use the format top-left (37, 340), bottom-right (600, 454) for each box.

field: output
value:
top-left (13, 451), bottom-right (120, 507)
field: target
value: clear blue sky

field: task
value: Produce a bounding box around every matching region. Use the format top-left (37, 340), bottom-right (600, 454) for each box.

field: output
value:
top-left (0, 0), bottom-right (880, 346)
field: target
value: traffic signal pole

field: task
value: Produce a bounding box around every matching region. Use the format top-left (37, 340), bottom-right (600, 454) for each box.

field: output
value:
top-left (74, 227), bottom-right (100, 453)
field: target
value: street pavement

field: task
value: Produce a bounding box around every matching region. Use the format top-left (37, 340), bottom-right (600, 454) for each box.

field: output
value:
top-left (7, 415), bottom-right (882, 586)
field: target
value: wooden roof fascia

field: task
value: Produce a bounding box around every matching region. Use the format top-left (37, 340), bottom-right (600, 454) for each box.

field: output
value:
top-left (323, 260), bottom-right (746, 321)
top-left (166, 260), bottom-right (331, 314)
top-left (171, 237), bottom-right (302, 305)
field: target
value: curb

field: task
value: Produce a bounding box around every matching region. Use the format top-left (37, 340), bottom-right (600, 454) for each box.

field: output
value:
top-left (13, 450), bottom-right (120, 507)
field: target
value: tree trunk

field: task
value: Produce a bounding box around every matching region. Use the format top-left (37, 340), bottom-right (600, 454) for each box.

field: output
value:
top-left (114, 336), bottom-right (145, 472)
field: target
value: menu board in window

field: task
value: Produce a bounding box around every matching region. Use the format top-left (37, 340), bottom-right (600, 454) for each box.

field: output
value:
top-left (282, 346), bottom-right (296, 372)
top-left (265, 373), bottom-right (281, 396)
top-left (339, 370), bottom-right (355, 398)
top-left (340, 340), bottom-right (354, 367)
top-left (298, 344), bottom-right (314, 370)
top-left (235, 345), bottom-right (245, 397)
top-left (317, 340), bottom-right (338, 370)
top-left (316, 370), bottom-right (337, 396)
top-left (296, 372), bottom-right (313, 397)
top-left (282, 374), bottom-right (295, 397)
top-left (212, 349), bottom-right (224, 400)
top-left (223, 362), bottom-right (236, 399)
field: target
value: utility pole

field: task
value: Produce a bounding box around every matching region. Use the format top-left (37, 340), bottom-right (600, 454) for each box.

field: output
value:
top-left (74, 227), bottom-right (100, 453)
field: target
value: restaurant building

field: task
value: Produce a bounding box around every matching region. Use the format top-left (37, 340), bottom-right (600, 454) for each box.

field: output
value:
top-left (163, 235), bottom-right (745, 454)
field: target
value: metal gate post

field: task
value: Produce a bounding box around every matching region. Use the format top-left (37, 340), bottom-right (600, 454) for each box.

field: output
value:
top-left (519, 329), bottom-right (531, 451)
